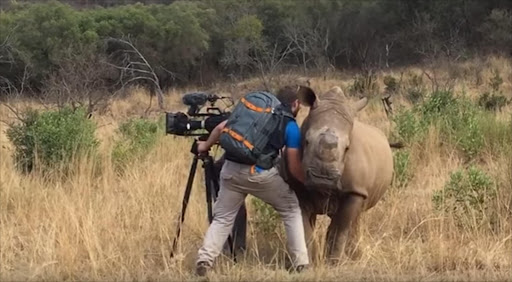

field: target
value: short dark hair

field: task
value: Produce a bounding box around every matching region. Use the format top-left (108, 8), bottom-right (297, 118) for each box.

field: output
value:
top-left (276, 85), bottom-right (299, 106)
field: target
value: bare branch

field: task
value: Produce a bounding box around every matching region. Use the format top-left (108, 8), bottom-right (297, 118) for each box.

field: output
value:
top-left (161, 66), bottom-right (185, 83)
top-left (2, 102), bottom-right (26, 124)
top-left (105, 37), bottom-right (166, 111)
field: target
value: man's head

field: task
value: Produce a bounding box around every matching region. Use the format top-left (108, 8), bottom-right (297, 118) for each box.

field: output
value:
top-left (276, 85), bottom-right (301, 117)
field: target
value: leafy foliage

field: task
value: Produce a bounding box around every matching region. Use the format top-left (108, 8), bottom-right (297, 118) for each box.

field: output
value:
top-left (479, 8), bottom-right (512, 52)
top-left (6, 107), bottom-right (98, 173)
top-left (250, 197), bottom-right (282, 237)
top-left (112, 118), bottom-right (162, 170)
top-left (432, 166), bottom-right (497, 229)
top-left (393, 150), bottom-right (412, 189)
top-left (383, 75), bottom-right (399, 93)
top-left (2, 1), bottom-right (512, 92)
top-left (478, 92), bottom-right (509, 111)
top-left (404, 73), bottom-right (427, 104)
top-left (392, 91), bottom-right (503, 160)
top-left (392, 108), bottom-right (425, 144)
top-left (478, 70), bottom-right (509, 112)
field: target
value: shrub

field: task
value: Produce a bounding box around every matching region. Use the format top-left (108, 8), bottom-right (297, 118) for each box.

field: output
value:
top-left (488, 69), bottom-right (503, 92)
top-left (478, 92), bottom-right (509, 111)
top-left (477, 69), bottom-right (509, 111)
top-left (419, 91), bottom-right (458, 120)
top-left (392, 108), bottom-right (425, 143)
top-left (453, 111), bottom-right (484, 160)
top-left (250, 197), bottom-right (282, 237)
top-left (393, 150), bottom-right (412, 189)
top-left (404, 73), bottom-right (426, 104)
top-left (392, 90), bottom-right (491, 160)
top-left (435, 98), bottom-right (484, 160)
top-left (350, 72), bottom-right (378, 95)
top-left (112, 118), bottom-right (162, 170)
top-left (406, 89), bottom-right (424, 104)
top-left (401, 91), bottom-right (485, 160)
top-left (6, 107), bottom-right (98, 173)
top-left (432, 166), bottom-right (497, 229)
top-left (383, 75), bottom-right (399, 93)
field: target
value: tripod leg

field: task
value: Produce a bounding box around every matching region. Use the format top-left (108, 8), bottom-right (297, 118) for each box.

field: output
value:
top-left (232, 204), bottom-right (247, 252)
top-left (205, 168), bottom-right (214, 224)
top-left (170, 156), bottom-right (198, 258)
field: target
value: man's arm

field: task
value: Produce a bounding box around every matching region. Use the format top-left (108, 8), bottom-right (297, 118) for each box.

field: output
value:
top-left (197, 120), bottom-right (227, 153)
top-left (284, 121), bottom-right (306, 184)
top-left (286, 147), bottom-right (306, 183)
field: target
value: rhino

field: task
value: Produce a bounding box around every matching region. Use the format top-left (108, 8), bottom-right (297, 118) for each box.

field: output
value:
top-left (278, 85), bottom-right (395, 263)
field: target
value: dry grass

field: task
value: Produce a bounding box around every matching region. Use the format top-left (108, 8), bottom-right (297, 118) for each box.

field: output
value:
top-left (1, 57), bottom-right (511, 281)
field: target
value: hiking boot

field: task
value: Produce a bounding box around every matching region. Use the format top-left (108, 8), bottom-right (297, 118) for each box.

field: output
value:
top-left (288, 264), bottom-right (309, 273)
top-left (196, 261), bottom-right (211, 277)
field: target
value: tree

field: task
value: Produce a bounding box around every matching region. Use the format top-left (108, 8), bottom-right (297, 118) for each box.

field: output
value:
top-left (479, 9), bottom-right (512, 53)
top-left (42, 49), bottom-right (118, 115)
top-left (105, 37), bottom-right (165, 113)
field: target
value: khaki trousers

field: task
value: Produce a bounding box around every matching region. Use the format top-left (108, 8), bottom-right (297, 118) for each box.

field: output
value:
top-left (197, 160), bottom-right (309, 267)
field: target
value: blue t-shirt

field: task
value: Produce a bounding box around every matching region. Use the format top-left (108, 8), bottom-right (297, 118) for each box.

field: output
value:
top-left (254, 120), bottom-right (301, 173)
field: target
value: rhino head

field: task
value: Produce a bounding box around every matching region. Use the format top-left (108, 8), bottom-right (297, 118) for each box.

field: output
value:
top-left (298, 86), bottom-right (368, 191)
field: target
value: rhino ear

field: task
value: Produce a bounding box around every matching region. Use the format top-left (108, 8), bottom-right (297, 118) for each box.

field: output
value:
top-left (297, 85), bottom-right (318, 107)
top-left (353, 97), bottom-right (368, 112)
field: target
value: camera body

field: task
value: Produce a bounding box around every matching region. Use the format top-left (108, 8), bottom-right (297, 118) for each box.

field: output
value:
top-left (165, 92), bottom-right (233, 138)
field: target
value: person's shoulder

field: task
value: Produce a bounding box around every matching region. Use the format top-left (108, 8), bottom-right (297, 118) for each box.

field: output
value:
top-left (284, 119), bottom-right (301, 148)
top-left (285, 119), bottom-right (300, 132)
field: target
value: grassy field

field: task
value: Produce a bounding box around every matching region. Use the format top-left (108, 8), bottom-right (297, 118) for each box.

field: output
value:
top-left (1, 56), bottom-right (511, 281)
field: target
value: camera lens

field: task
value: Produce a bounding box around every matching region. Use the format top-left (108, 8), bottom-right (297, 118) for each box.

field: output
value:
top-left (166, 112), bottom-right (189, 135)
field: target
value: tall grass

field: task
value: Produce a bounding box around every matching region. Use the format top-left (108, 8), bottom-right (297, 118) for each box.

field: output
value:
top-left (1, 58), bottom-right (512, 281)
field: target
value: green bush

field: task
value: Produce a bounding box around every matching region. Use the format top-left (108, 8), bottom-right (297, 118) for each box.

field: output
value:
top-left (404, 73), bottom-right (426, 104)
top-left (383, 75), bottom-right (399, 93)
top-left (6, 107), bottom-right (98, 173)
top-left (434, 97), bottom-right (484, 159)
top-left (250, 197), bottom-right (282, 237)
top-left (393, 91), bottom-right (486, 160)
top-left (406, 89), bottom-right (425, 104)
top-left (392, 108), bottom-right (425, 143)
top-left (419, 91), bottom-right (458, 120)
top-left (393, 150), bottom-right (412, 189)
top-left (453, 112), bottom-right (484, 160)
top-left (478, 92), bottom-right (509, 111)
top-left (112, 118), bottom-right (162, 170)
top-left (477, 69), bottom-right (509, 111)
top-left (432, 166), bottom-right (497, 229)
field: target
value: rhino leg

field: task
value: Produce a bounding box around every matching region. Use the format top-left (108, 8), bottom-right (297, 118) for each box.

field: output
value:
top-left (325, 193), bottom-right (364, 263)
top-left (301, 207), bottom-right (318, 263)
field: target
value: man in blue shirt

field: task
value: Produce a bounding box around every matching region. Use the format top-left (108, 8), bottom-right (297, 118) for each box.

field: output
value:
top-left (195, 86), bottom-right (308, 276)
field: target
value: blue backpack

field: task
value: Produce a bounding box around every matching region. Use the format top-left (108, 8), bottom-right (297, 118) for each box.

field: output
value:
top-left (219, 91), bottom-right (294, 169)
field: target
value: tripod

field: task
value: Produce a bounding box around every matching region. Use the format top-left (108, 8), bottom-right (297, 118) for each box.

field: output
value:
top-left (170, 139), bottom-right (246, 261)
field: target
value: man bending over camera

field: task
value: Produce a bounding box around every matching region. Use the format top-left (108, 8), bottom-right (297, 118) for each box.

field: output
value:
top-left (194, 86), bottom-right (309, 276)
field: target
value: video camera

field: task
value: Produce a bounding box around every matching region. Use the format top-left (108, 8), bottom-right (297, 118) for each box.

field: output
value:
top-left (165, 92), bottom-right (233, 139)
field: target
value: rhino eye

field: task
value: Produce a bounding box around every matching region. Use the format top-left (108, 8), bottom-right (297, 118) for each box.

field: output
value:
top-left (345, 146), bottom-right (349, 153)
